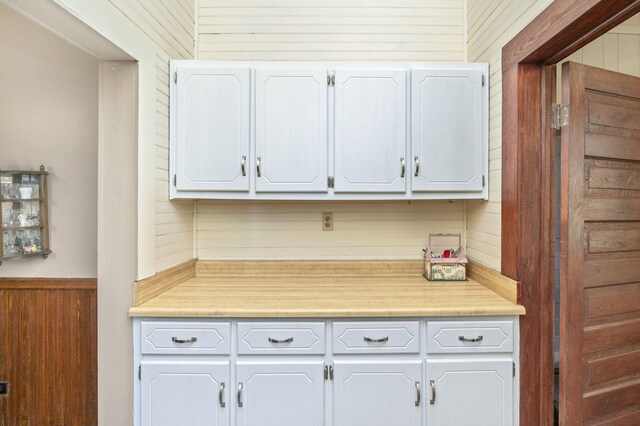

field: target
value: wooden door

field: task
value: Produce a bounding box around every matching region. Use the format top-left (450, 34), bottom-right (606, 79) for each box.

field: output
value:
top-left (560, 62), bottom-right (640, 424)
top-left (411, 67), bottom-right (485, 193)
top-left (141, 360), bottom-right (229, 426)
top-left (334, 69), bottom-right (407, 193)
top-left (426, 358), bottom-right (513, 426)
top-left (255, 68), bottom-right (328, 193)
top-left (175, 67), bottom-right (250, 191)
top-left (333, 360), bottom-right (422, 426)
top-left (235, 361), bottom-right (324, 426)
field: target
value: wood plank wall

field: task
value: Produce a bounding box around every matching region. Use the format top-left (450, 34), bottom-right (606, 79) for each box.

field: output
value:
top-left (0, 279), bottom-right (97, 425)
top-left (105, 0), bottom-right (197, 271)
top-left (194, 0), bottom-right (465, 261)
top-left (466, 0), bottom-right (554, 270)
top-left (466, 2), bottom-right (639, 271)
top-left (196, 0), bottom-right (465, 61)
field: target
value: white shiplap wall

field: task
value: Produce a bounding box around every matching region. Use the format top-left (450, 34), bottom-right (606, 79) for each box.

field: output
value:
top-left (197, 201), bottom-right (464, 260)
top-left (106, 0), bottom-right (196, 271)
top-left (197, 0), bottom-right (464, 61)
top-left (556, 14), bottom-right (640, 101)
top-left (194, 0), bottom-right (466, 260)
top-left (465, 0), bottom-right (554, 270)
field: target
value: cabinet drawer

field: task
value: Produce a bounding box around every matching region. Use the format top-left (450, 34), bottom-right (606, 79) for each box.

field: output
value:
top-left (426, 321), bottom-right (513, 353)
top-left (333, 321), bottom-right (420, 354)
top-left (237, 322), bottom-right (325, 355)
top-left (141, 321), bottom-right (231, 355)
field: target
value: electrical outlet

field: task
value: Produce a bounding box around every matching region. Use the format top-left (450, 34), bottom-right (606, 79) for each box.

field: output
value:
top-left (322, 212), bottom-right (333, 231)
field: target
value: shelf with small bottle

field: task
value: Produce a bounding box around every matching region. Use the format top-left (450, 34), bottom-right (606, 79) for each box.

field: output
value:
top-left (0, 166), bottom-right (50, 265)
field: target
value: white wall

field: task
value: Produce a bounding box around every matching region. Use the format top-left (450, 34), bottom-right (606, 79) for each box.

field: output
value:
top-left (0, 3), bottom-right (98, 278)
top-left (465, 0), bottom-right (554, 270)
top-left (105, 0), bottom-right (196, 272)
top-left (195, 0), bottom-right (466, 261)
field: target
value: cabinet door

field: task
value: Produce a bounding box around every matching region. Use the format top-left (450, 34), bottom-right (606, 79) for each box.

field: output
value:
top-left (236, 360), bottom-right (324, 426)
top-left (141, 360), bottom-right (229, 426)
top-left (411, 68), bottom-right (484, 192)
top-left (426, 358), bottom-right (513, 426)
top-left (334, 69), bottom-right (407, 192)
top-left (333, 360), bottom-right (422, 426)
top-left (255, 69), bottom-right (328, 192)
top-left (175, 67), bottom-right (250, 191)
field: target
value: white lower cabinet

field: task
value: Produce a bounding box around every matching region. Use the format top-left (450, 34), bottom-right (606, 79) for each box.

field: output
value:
top-left (236, 361), bottom-right (325, 426)
top-left (141, 360), bottom-right (230, 426)
top-left (333, 360), bottom-right (422, 426)
top-left (426, 358), bottom-right (513, 426)
top-left (134, 318), bottom-right (518, 426)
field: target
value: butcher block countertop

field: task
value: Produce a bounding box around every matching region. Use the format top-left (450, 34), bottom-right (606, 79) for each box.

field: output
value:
top-left (129, 260), bottom-right (525, 318)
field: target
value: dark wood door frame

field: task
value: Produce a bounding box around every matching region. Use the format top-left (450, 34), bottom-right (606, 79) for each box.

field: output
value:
top-left (501, 0), bottom-right (640, 424)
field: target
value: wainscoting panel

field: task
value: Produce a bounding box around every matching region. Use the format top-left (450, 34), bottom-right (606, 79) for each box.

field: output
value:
top-left (0, 278), bottom-right (97, 425)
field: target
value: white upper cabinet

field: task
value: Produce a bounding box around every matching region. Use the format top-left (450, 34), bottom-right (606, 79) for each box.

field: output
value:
top-left (334, 69), bottom-right (407, 193)
top-left (255, 68), bottom-right (329, 193)
top-left (411, 66), bottom-right (485, 194)
top-left (170, 61), bottom-right (488, 200)
top-left (175, 67), bottom-right (250, 191)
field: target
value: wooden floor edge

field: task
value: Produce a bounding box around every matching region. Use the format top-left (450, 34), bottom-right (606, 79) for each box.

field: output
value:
top-left (133, 258), bottom-right (197, 306)
top-left (466, 258), bottom-right (519, 305)
top-left (0, 277), bottom-right (97, 290)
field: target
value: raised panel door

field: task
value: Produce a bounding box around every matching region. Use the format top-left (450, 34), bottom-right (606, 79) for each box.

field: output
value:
top-left (175, 67), bottom-right (250, 191)
top-left (334, 69), bottom-right (407, 192)
top-left (236, 361), bottom-right (324, 426)
top-left (255, 69), bottom-right (328, 192)
top-left (411, 67), bottom-right (484, 193)
top-left (333, 360), bottom-right (422, 426)
top-left (141, 360), bottom-right (229, 426)
top-left (426, 358), bottom-right (513, 426)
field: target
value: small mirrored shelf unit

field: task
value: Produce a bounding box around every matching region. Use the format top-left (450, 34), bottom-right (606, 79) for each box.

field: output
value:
top-left (0, 166), bottom-right (51, 265)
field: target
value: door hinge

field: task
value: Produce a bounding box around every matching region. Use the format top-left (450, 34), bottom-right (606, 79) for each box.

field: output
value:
top-left (174, 72), bottom-right (177, 84)
top-left (138, 365), bottom-right (141, 381)
top-left (512, 362), bottom-right (516, 378)
top-left (482, 74), bottom-right (486, 87)
top-left (329, 365), bottom-right (334, 381)
top-left (328, 176), bottom-right (335, 188)
top-left (482, 175), bottom-right (485, 187)
top-left (173, 174), bottom-right (177, 186)
top-left (324, 365), bottom-right (329, 381)
top-left (551, 104), bottom-right (569, 129)
top-left (327, 73), bottom-right (335, 86)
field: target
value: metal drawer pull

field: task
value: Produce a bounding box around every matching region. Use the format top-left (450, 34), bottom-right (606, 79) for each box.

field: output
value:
top-left (237, 382), bottom-right (243, 407)
top-left (219, 382), bottom-right (226, 408)
top-left (415, 381), bottom-right (421, 406)
top-left (458, 335), bottom-right (484, 343)
top-left (414, 157), bottom-right (420, 177)
top-left (364, 336), bottom-right (389, 343)
top-left (268, 337), bottom-right (294, 344)
top-left (429, 380), bottom-right (436, 405)
top-left (256, 156), bottom-right (262, 177)
top-left (241, 156), bottom-right (246, 176)
top-left (172, 336), bottom-right (197, 344)
top-left (401, 157), bottom-right (406, 178)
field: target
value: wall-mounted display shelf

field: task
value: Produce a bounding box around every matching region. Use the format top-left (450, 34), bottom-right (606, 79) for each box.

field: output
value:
top-left (0, 166), bottom-right (51, 265)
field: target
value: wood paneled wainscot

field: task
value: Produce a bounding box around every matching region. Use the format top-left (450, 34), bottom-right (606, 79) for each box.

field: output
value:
top-left (0, 278), bottom-right (97, 425)
top-left (130, 260), bottom-right (523, 426)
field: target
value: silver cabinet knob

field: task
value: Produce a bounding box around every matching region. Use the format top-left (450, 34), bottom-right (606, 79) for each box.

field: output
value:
top-left (429, 380), bottom-right (436, 405)
top-left (237, 382), bottom-right (244, 407)
top-left (268, 337), bottom-right (294, 344)
top-left (415, 381), bottom-right (421, 406)
top-left (219, 382), bottom-right (226, 408)
top-left (458, 335), bottom-right (483, 343)
top-left (241, 156), bottom-right (246, 177)
top-left (401, 157), bottom-right (406, 178)
top-left (414, 156), bottom-right (420, 177)
top-left (363, 336), bottom-right (389, 343)
top-left (256, 157), bottom-right (262, 177)
top-left (172, 336), bottom-right (197, 344)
